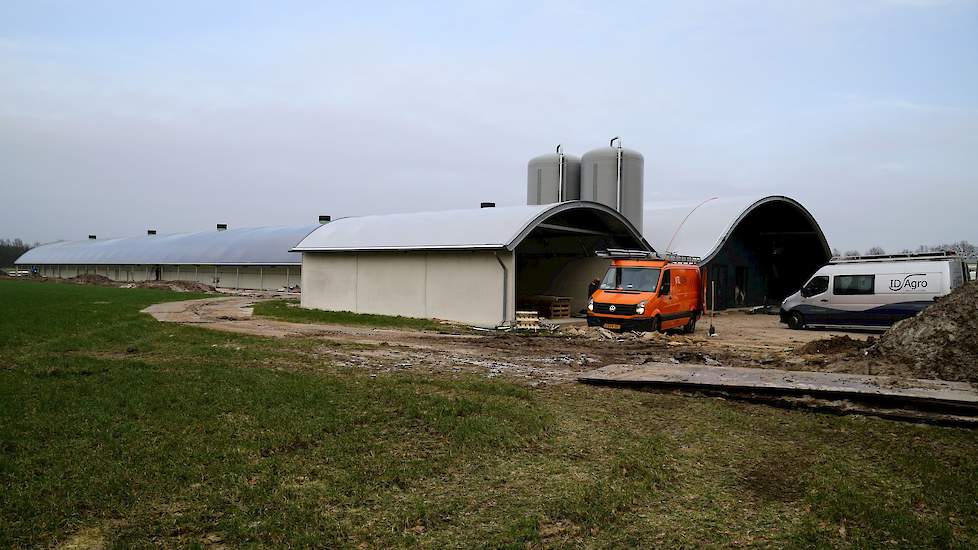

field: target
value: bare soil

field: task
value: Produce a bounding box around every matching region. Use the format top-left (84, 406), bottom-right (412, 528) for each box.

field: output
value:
top-left (143, 299), bottom-right (907, 385)
top-left (874, 280), bottom-right (978, 384)
top-left (125, 280), bottom-right (217, 293)
top-left (797, 335), bottom-right (872, 356)
top-left (67, 274), bottom-right (114, 285)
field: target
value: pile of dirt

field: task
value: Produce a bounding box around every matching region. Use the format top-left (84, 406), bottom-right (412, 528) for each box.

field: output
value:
top-left (797, 335), bottom-right (870, 356)
top-left (68, 274), bottom-right (114, 285)
top-left (128, 281), bottom-right (216, 293)
top-left (875, 281), bottom-right (978, 383)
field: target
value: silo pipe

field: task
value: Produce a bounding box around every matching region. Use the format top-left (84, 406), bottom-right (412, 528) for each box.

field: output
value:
top-left (610, 136), bottom-right (622, 210)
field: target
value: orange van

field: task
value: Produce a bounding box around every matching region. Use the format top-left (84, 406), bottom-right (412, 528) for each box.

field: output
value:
top-left (587, 257), bottom-right (703, 333)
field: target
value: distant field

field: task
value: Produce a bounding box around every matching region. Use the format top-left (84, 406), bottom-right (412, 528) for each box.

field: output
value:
top-left (1, 279), bottom-right (977, 548)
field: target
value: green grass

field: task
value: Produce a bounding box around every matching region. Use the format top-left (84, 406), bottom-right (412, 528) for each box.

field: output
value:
top-left (1, 279), bottom-right (977, 548)
top-left (253, 298), bottom-right (449, 331)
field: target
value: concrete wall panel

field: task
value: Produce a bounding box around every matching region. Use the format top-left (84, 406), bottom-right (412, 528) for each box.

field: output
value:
top-left (301, 250), bottom-right (513, 327)
top-left (301, 255), bottom-right (358, 312)
top-left (425, 252), bottom-right (508, 326)
top-left (355, 253), bottom-right (427, 317)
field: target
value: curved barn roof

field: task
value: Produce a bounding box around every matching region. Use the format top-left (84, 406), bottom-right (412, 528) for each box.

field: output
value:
top-left (16, 225), bottom-right (318, 266)
top-left (293, 202), bottom-right (652, 252)
top-left (643, 195), bottom-right (830, 262)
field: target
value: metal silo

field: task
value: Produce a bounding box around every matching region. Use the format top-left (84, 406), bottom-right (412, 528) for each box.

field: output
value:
top-left (580, 137), bottom-right (644, 231)
top-left (527, 145), bottom-right (581, 205)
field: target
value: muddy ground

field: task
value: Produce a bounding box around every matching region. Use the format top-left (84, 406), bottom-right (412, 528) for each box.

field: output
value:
top-left (143, 297), bottom-right (911, 386)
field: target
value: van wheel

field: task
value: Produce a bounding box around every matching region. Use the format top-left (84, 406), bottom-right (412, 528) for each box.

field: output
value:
top-left (682, 313), bottom-right (697, 334)
top-left (787, 312), bottom-right (805, 330)
top-left (650, 316), bottom-right (661, 333)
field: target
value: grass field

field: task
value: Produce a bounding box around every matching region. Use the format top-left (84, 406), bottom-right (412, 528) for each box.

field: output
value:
top-left (254, 298), bottom-right (448, 331)
top-left (1, 279), bottom-right (977, 548)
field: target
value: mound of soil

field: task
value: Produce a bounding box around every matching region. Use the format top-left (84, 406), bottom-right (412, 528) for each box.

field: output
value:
top-left (798, 335), bottom-right (870, 356)
top-left (130, 281), bottom-right (216, 293)
top-left (875, 280), bottom-right (978, 383)
top-left (68, 274), bottom-right (113, 285)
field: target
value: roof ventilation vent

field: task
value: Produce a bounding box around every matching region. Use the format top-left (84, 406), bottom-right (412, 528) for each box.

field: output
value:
top-left (216, 224), bottom-right (228, 231)
top-left (147, 229), bottom-right (157, 235)
top-left (480, 202), bottom-right (496, 208)
top-left (88, 235), bottom-right (97, 240)
top-left (319, 215), bottom-right (331, 224)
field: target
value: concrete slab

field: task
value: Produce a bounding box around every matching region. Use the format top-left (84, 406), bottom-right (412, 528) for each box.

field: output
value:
top-left (580, 363), bottom-right (978, 413)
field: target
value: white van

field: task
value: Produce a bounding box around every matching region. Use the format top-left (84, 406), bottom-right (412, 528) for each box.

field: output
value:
top-left (780, 253), bottom-right (970, 330)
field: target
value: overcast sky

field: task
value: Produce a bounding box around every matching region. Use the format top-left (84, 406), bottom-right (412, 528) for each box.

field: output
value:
top-left (1, 0), bottom-right (976, 252)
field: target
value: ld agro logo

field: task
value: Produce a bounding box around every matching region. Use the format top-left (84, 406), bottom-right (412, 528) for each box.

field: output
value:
top-left (889, 273), bottom-right (928, 292)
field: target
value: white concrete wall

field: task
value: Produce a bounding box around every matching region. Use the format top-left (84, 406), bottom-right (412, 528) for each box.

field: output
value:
top-left (32, 264), bottom-right (299, 289)
top-left (301, 250), bottom-right (514, 327)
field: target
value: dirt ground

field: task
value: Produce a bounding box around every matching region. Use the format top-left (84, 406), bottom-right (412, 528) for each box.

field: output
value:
top-left (143, 298), bottom-right (895, 386)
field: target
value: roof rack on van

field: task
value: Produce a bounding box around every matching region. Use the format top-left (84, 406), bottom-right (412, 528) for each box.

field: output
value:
top-left (830, 251), bottom-right (959, 264)
top-left (595, 249), bottom-right (702, 264)
top-left (657, 253), bottom-right (701, 265)
top-left (596, 249), bottom-right (654, 259)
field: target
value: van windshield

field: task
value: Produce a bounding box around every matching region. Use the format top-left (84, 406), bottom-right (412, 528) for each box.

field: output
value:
top-left (600, 267), bottom-right (661, 292)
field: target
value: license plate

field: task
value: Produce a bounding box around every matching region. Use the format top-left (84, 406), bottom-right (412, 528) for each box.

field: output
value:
top-left (604, 323), bottom-right (621, 330)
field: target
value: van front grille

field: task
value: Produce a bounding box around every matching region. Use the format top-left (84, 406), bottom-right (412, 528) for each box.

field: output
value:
top-left (592, 302), bottom-right (637, 315)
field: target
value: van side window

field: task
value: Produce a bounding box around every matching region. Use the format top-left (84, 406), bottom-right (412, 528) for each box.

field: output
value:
top-left (834, 275), bottom-right (875, 295)
top-left (659, 270), bottom-right (671, 296)
top-left (801, 276), bottom-right (828, 297)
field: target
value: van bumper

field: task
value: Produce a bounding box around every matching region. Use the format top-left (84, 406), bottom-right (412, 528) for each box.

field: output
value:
top-left (587, 315), bottom-right (654, 332)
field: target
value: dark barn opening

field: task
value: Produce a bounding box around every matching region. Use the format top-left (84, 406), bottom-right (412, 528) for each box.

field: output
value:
top-left (514, 208), bottom-right (649, 313)
top-left (704, 200), bottom-right (830, 309)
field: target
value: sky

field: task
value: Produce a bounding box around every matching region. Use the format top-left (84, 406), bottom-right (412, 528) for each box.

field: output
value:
top-left (1, 0), bottom-right (976, 253)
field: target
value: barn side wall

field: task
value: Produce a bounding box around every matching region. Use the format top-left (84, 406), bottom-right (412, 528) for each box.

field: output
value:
top-left (27, 264), bottom-right (299, 290)
top-left (300, 250), bottom-right (514, 327)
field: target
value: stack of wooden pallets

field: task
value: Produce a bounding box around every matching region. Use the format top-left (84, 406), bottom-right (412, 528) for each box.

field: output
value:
top-left (517, 295), bottom-right (572, 319)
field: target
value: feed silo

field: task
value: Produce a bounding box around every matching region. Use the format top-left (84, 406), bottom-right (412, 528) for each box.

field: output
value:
top-left (527, 145), bottom-right (581, 205)
top-left (580, 137), bottom-right (644, 231)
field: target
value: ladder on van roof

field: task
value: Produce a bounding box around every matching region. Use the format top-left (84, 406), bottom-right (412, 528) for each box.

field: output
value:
top-left (596, 249), bottom-right (702, 264)
top-left (830, 251), bottom-right (960, 264)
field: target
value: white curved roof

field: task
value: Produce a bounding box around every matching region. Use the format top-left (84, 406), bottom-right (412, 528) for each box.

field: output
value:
top-left (643, 195), bottom-right (829, 262)
top-left (293, 202), bottom-right (651, 252)
top-left (16, 225), bottom-right (318, 266)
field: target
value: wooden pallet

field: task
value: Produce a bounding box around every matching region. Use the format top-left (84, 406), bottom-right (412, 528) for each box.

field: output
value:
top-left (518, 295), bottom-right (572, 319)
top-left (515, 310), bottom-right (542, 331)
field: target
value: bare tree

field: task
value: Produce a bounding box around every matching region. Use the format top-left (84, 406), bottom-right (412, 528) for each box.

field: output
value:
top-left (0, 238), bottom-right (37, 268)
top-left (844, 249), bottom-right (861, 258)
top-left (831, 248), bottom-right (842, 258)
top-left (866, 246), bottom-right (886, 255)
top-left (908, 241), bottom-right (977, 256)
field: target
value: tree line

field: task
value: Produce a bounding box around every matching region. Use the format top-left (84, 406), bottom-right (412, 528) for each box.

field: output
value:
top-left (0, 238), bottom-right (39, 268)
top-left (832, 241), bottom-right (977, 258)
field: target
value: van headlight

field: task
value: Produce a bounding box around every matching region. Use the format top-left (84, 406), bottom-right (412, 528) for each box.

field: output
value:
top-left (587, 298), bottom-right (594, 312)
top-left (636, 301), bottom-right (646, 315)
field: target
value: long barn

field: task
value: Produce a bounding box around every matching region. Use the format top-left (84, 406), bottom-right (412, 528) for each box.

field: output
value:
top-left (16, 195), bottom-right (832, 322)
top-left (15, 225), bottom-right (317, 290)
